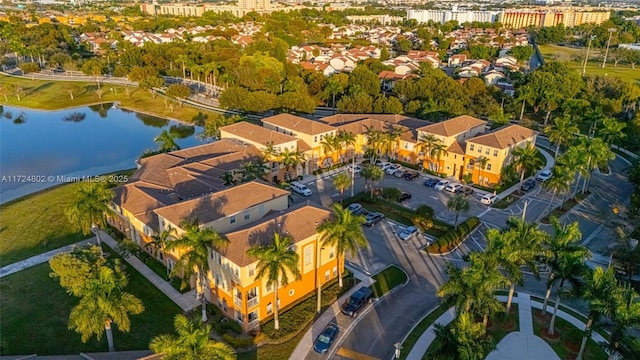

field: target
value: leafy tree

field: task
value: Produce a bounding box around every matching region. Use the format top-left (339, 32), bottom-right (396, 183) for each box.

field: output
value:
top-left (337, 91), bottom-right (374, 113)
top-left (277, 90), bottom-right (316, 113)
top-left (149, 314), bottom-right (235, 360)
top-left (347, 66), bottom-right (380, 97)
top-left (605, 283), bottom-right (640, 360)
top-left (240, 159), bottom-right (268, 181)
top-left (447, 195), bottom-right (470, 230)
top-left (508, 46), bottom-right (535, 65)
top-left (164, 220), bottom-right (229, 322)
top-left (50, 246), bottom-right (144, 352)
top-left (541, 166), bottom-right (573, 219)
top-left (247, 233), bottom-right (301, 330)
top-left (166, 84), bottom-right (192, 107)
top-left (428, 312), bottom-right (495, 360)
top-left (65, 182), bottom-right (114, 255)
top-left (279, 148), bottom-right (306, 176)
top-left (545, 115), bottom-right (579, 157)
top-left (154, 129), bottom-right (181, 153)
top-left (511, 142), bottom-right (544, 191)
top-left (361, 164), bottom-right (384, 198)
top-left (332, 172), bottom-right (352, 203)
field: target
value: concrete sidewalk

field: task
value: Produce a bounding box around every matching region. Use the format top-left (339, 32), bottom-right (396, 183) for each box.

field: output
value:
top-left (0, 238), bottom-right (96, 278)
top-left (99, 231), bottom-right (200, 313)
top-left (288, 265), bottom-right (375, 360)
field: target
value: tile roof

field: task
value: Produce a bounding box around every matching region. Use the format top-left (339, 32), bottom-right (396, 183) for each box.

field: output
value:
top-left (336, 118), bottom-right (409, 137)
top-left (417, 115), bottom-right (487, 137)
top-left (219, 121), bottom-right (298, 147)
top-left (219, 204), bottom-right (331, 266)
top-left (447, 141), bottom-right (466, 155)
top-left (467, 125), bottom-right (537, 149)
top-left (320, 114), bottom-right (430, 130)
top-left (154, 181), bottom-right (289, 226)
top-left (262, 114), bottom-right (334, 135)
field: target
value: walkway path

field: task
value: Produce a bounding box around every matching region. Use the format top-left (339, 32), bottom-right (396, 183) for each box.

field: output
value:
top-left (405, 292), bottom-right (606, 360)
top-left (0, 238), bottom-right (95, 278)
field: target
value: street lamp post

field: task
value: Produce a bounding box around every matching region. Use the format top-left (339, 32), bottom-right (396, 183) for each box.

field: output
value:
top-left (601, 28), bottom-right (617, 69)
top-left (91, 223), bottom-right (104, 257)
top-left (316, 238), bottom-right (325, 313)
top-left (582, 35), bottom-right (596, 75)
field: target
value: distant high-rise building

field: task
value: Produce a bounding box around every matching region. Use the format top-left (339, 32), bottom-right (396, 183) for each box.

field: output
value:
top-left (407, 7), bottom-right (501, 25)
top-left (499, 8), bottom-right (611, 28)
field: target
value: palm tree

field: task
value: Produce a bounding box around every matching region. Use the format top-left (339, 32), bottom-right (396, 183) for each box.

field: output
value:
top-left (598, 116), bottom-right (627, 149)
top-left (386, 126), bottom-right (403, 160)
top-left (262, 142), bottom-right (279, 163)
top-left (540, 166), bottom-right (573, 219)
top-left (146, 228), bottom-right (178, 275)
top-left (415, 133), bottom-right (439, 167)
top-left (320, 134), bottom-right (340, 165)
top-left (447, 195), bottom-right (470, 230)
top-left (606, 283), bottom-right (640, 360)
top-left (547, 251), bottom-right (588, 335)
top-left (317, 204), bottom-right (367, 287)
top-left (247, 233), bottom-right (301, 330)
top-left (429, 312), bottom-right (495, 360)
top-left (65, 182), bottom-right (114, 256)
top-left (429, 142), bottom-right (449, 174)
top-left (542, 217), bottom-right (588, 314)
top-left (361, 164), bottom-right (384, 198)
top-left (576, 267), bottom-right (617, 360)
top-left (475, 156), bottom-right (489, 185)
top-left (240, 159), bottom-right (268, 182)
top-left (164, 220), bottom-right (229, 322)
top-left (332, 173), bottom-right (352, 204)
top-left (279, 148), bottom-right (306, 178)
top-left (150, 314), bottom-right (235, 360)
top-left (154, 130), bottom-right (180, 153)
top-left (576, 137), bottom-right (614, 194)
top-left (364, 126), bottom-right (386, 162)
top-left (176, 54), bottom-right (189, 79)
top-left (337, 131), bottom-right (356, 163)
top-left (511, 142), bottom-right (544, 191)
top-left (515, 85), bottom-right (535, 122)
top-left (68, 261), bottom-right (144, 352)
top-left (545, 115), bottom-right (579, 158)
top-left (558, 147), bottom-right (589, 205)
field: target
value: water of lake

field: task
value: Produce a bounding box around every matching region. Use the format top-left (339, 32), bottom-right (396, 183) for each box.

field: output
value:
top-left (0, 103), bottom-right (207, 204)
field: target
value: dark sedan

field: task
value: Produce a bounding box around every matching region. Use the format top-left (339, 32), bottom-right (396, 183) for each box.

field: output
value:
top-left (521, 178), bottom-right (536, 191)
top-left (455, 186), bottom-right (474, 196)
top-left (424, 178), bottom-right (440, 187)
top-left (397, 192), bottom-right (412, 202)
top-left (403, 171), bottom-right (420, 180)
top-left (364, 212), bottom-right (385, 226)
top-left (313, 323), bottom-right (340, 354)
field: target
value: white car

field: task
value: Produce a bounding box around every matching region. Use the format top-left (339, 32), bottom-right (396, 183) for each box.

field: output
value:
top-left (347, 164), bottom-right (362, 174)
top-left (434, 180), bottom-right (450, 191)
top-left (385, 164), bottom-right (402, 175)
top-left (398, 226), bottom-right (419, 241)
top-left (536, 169), bottom-right (552, 182)
top-left (444, 183), bottom-right (463, 193)
top-left (481, 194), bottom-right (498, 205)
top-left (393, 168), bottom-right (405, 178)
top-left (379, 162), bottom-right (392, 170)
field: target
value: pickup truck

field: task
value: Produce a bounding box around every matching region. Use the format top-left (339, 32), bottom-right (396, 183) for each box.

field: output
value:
top-left (340, 287), bottom-right (374, 317)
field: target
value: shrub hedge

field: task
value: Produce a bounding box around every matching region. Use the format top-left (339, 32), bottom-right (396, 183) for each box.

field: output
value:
top-left (426, 217), bottom-right (480, 254)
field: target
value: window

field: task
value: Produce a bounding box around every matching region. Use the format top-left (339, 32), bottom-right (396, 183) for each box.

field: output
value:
top-left (325, 270), bottom-right (330, 281)
top-left (244, 211), bottom-right (250, 221)
top-left (267, 302), bottom-right (273, 314)
top-left (288, 289), bottom-right (295, 296)
top-left (271, 162), bottom-right (278, 174)
top-left (230, 215), bottom-right (236, 224)
top-left (485, 148), bottom-right (490, 155)
top-left (248, 310), bottom-right (259, 323)
top-left (304, 245), bottom-right (313, 273)
top-left (248, 264), bottom-right (255, 278)
top-left (333, 266), bottom-right (337, 277)
top-left (329, 248), bottom-right (335, 259)
top-left (314, 136), bottom-right (318, 143)
top-left (493, 149), bottom-right (498, 157)
top-left (266, 282), bottom-right (273, 293)
top-left (477, 146), bottom-right (482, 153)
top-left (469, 144), bottom-right (474, 151)
top-left (487, 164), bottom-right (492, 171)
top-left (235, 310), bottom-right (243, 323)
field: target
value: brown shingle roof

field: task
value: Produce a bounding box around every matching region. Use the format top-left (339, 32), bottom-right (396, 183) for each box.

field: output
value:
top-left (153, 181), bottom-right (289, 226)
top-left (262, 114), bottom-right (334, 135)
top-left (337, 118), bottom-right (409, 136)
top-left (417, 115), bottom-right (487, 137)
top-left (219, 204), bottom-right (331, 266)
top-left (447, 141), bottom-right (466, 155)
top-left (219, 121), bottom-right (298, 147)
top-left (320, 114), bottom-right (430, 130)
top-left (467, 125), bottom-right (537, 149)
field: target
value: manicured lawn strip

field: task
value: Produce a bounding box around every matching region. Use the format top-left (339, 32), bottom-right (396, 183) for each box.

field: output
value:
top-left (492, 193), bottom-right (522, 209)
top-left (489, 304), bottom-right (520, 345)
top-left (0, 247), bottom-right (181, 355)
top-left (532, 310), bottom-right (607, 360)
top-left (369, 265), bottom-right (407, 298)
top-left (426, 217), bottom-right (480, 254)
top-left (0, 74), bottom-right (221, 124)
top-left (236, 327), bottom-right (308, 360)
top-left (0, 182), bottom-right (85, 266)
top-left (398, 304), bottom-right (448, 360)
top-left (530, 296), bottom-right (609, 342)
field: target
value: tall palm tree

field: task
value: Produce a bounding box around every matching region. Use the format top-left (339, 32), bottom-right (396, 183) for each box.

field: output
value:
top-left (558, 147), bottom-right (589, 204)
top-left (332, 173), bottom-right (352, 203)
top-left (415, 133), bottom-right (439, 166)
top-left (515, 85), bottom-right (535, 122)
top-left (475, 156), bottom-right (489, 185)
top-left (511, 142), bottom-right (544, 191)
top-left (320, 134), bottom-right (339, 166)
top-left (67, 261), bottom-right (144, 352)
top-left (262, 142), bottom-right (279, 163)
top-left (429, 312), bottom-right (495, 360)
top-left (361, 164), bottom-right (384, 198)
top-left (176, 54), bottom-right (189, 79)
top-left (154, 129), bottom-right (180, 153)
top-left (429, 142), bottom-right (449, 173)
top-left (146, 228), bottom-right (178, 274)
top-left (576, 137), bottom-right (614, 193)
top-left (364, 126), bottom-right (386, 162)
top-left (150, 314), bottom-right (235, 360)
top-left (247, 233), bottom-right (301, 330)
top-left (317, 204), bottom-right (367, 287)
top-left (547, 250), bottom-right (588, 335)
top-left (447, 195), bottom-right (470, 230)
top-left (386, 126), bottom-right (403, 160)
top-left (279, 148), bottom-right (306, 178)
top-left (337, 131), bottom-right (356, 163)
top-left (542, 217), bottom-right (588, 314)
top-left (545, 115), bottom-right (579, 158)
top-left (598, 116), bottom-right (627, 149)
top-left (65, 182), bottom-right (114, 256)
top-left (164, 220), bottom-right (229, 322)
top-left (540, 166), bottom-right (573, 219)
top-left (576, 267), bottom-right (617, 360)
top-left (606, 283), bottom-right (640, 360)
top-left (240, 159), bottom-right (268, 182)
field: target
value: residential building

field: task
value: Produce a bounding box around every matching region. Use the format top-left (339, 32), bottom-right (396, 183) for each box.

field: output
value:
top-left (499, 8), bottom-right (611, 28)
top-left (407, 6), bottom-right (501, 25)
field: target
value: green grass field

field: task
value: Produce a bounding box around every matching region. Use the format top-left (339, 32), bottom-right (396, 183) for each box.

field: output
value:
top-left (538, 44), bottom-right (640, 83)
top-left (370, 265), bottom-right (408, 298)
top-left (0, 74), bottom-right (220, 124)
top-left (0, 248), bottom-right (181, 355)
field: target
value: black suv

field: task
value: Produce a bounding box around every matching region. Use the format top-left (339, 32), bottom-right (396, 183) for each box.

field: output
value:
top-left (397, 192), bottom-right (412, 202)
top-left (340, 287), bottom-right (374, 317)
top-left (403, 171), bottom-right (420, 180)
top-left (521, 178), bottom-right (536, 191)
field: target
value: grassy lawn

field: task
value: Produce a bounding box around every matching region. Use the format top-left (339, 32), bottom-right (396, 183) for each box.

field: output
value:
top-left (370, 265), bottom-right (408, 298)
top-left (0, 247), bottom-right (181, 355)
top-left (0, 74), bottom-right (220, 124)
top-left (398, 305), bottom-right (449, 360)
top-left (533, 309), bottom-right (607, 360)
top-left (488, 305), bottom-right (520, 345)
top-left (538, 44), bottom-right (640, 83)
top-left (492, 192), bottom-right (522, 209)
top-left (236, 328), bottom-right (307, 360)
top-left (0, 182), bottom-right (85, 266)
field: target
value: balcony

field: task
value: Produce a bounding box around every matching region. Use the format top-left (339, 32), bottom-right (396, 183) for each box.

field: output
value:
top-left (247, 296), bottom-right (259, 309)
top-left (234, 296), bottom-right (243, 308)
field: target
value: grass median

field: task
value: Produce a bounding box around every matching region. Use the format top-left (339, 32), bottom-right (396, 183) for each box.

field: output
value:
top-left (370, 265), bottom-right (408, 298)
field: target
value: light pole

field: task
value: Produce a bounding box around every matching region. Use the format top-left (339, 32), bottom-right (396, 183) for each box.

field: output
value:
top-left (316, 238), bottom-right (325, 313)
top-left (582, 35), bottom-right (596, 75)
top-left (350, 148), bottom-right (356, 197)
top-left (601, 28), bottom-right (617, 69)
top-left (91, 223), bottom-right (104, 257)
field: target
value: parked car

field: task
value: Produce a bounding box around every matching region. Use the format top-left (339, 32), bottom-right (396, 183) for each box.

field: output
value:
top-left (379, 162), bottom-right (392, 170)
top-left (340, 287), bottom-right (374, 317)
top-left (403, 171), bottom-right (420, 180)
top-left (347, 164), bottom-right (362, 174)
top-left (397, 192), bottom-right (412, 202)
top-left (521, 178), bottom-right (536, 191)
top-left (313, 323), bottom-right (340, 354)
top-left (434, 180), bottom-right (450, 191)
top-left (364, 212), bottom-right (385, 226)
top-left (456, 186), bottom-right (474, 196)
top-left (290, 181), bottom-right (312, 196)
top-left (385, 164), bottom-right (402, 175)
top-left (536, 169), bottom-right (552, 182)
top-left (481, 194), bottom-right (498, 205)
top-left (346, 203), bottom-right (366, 215)
top-left (399, 226), bottom-right (419, 241)
top-left (424, 178), bottom-right (440, 187)
top-left (444, 183), bottom-right (463, 193)
top-left (393, 168), bottom-right (405, 178)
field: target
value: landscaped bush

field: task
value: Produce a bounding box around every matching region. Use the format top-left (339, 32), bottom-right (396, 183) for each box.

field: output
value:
top-left (391, 160), bottom-right (421, 170)
top-left (222, 333), bottom-right (255, 348)
top-left (427, 217), bottom-right (480, 254)
top-left (381, 187), bottom-right (402, 201)
top-left (220, 317), bottom-right (244, 334)
top-left (415, 204), bottom-right (434, 218)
